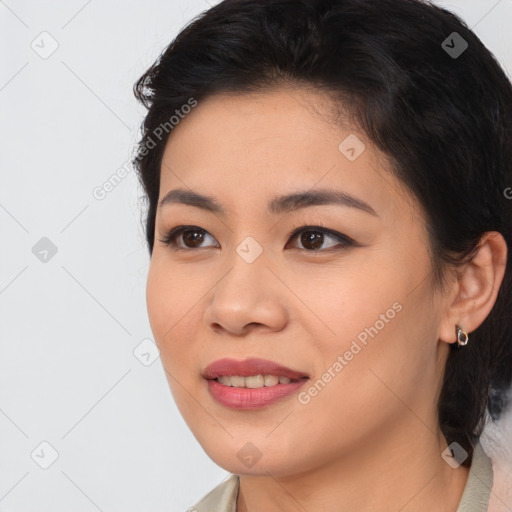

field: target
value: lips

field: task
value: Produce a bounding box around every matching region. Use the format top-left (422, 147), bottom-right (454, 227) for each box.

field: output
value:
top-left (201, 357), bottom-right (309, 381)
top-left (202, 357), bottom-right (310, 409)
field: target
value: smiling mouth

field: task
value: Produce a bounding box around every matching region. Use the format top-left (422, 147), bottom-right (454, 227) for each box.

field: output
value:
top-left (205, 375), bottom-right (309, 410)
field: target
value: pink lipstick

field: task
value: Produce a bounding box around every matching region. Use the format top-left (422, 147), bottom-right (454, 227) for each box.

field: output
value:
top-left (202, 357), bottom-right (309, 409)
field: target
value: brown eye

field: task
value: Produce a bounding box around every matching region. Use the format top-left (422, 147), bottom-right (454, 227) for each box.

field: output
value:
top-left (158, 226), bottom-right (218, 249)
top-left (287, 227), bottom-right (355, 251)
top-left (182, 229), bottom-right (207, 248)
top-left (298, 230), bottom-right (325, 250)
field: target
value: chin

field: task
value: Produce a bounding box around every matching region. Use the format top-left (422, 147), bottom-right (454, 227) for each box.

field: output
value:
top-left (201, 439), bottom-right (306, 478)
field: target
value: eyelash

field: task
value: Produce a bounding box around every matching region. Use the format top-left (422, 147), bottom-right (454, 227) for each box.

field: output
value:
top-left (158, 222), bottom-right (356, 253)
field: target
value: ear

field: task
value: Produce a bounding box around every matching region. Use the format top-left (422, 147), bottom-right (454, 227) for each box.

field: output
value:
top-left (438, 231), bottom-right (508, 345)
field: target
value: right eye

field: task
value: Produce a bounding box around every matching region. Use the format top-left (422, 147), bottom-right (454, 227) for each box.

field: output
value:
top-left (158, 225), bottom-right (219, 250)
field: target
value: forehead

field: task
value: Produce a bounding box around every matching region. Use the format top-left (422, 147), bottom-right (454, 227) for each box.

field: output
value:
top-left (158, 87), bottom-right (414, 221)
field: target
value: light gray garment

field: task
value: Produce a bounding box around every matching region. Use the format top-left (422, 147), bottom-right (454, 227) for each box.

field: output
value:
top-left (190, 441), bottom-right (493, 512)
top-left (456, 441), bottom-right (494, 512)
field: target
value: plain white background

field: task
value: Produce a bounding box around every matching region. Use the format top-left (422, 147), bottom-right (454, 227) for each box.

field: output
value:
top-left (1, 1), bottom-right (511, 510)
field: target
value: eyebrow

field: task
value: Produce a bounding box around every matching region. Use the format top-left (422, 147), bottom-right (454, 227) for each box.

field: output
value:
top-left (158, 187), bottom-right (378, 217)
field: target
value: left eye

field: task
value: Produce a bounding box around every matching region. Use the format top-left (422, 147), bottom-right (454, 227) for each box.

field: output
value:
top-left (158, 225), bottom-right (355, 252)
top-left (288, 226), bottom-right (354, 251)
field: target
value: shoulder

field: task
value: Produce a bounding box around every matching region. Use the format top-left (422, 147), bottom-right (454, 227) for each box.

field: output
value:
top-left (188, 474), bottom-right (240, 512)
top-left (456, 441), bottom-right (493, 512)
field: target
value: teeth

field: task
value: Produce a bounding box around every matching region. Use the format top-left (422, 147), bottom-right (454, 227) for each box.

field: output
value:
top-left (231, 375), bottom-right (246, 388)
top-left (246, 375), bottom-right (264, 388)
top-left (215, 374), bottom-right (296, 388)
top-left (264, 375), bottom-right (279, 386)
top-left (217, 376), bottom-right (232, 386)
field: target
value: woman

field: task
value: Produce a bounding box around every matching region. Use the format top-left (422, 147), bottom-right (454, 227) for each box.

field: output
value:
top-left (132, 0), bottom-right (512, 510)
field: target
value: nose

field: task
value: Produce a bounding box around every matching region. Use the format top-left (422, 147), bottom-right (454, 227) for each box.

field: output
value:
top-left (203, 250), bottom-right (289, 337)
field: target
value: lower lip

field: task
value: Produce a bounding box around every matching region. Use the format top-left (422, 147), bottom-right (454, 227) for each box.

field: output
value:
top-left (205, 378), bottom-right (308, 409)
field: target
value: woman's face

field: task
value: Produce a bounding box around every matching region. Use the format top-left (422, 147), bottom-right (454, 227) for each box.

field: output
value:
top-left (146, 87), bottom-right (453, 477)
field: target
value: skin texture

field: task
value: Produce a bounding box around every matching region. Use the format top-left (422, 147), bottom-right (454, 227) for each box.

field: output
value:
top-left (146, 86), bottom-right (507, 511)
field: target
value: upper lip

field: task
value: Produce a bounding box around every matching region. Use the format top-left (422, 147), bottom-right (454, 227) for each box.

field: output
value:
top-left (202, 358), bottom-right (310, 380)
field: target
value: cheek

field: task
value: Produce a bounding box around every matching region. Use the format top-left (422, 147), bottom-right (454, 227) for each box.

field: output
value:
top-left (146, 258), bottom-right (193, 337)
top-left (293, 308), bottom-right (417, 453)
top-left (146, 260), bottom-right (169, 339)
top-left (146, 258), bottom-right (205, 372)
top-left (293, 264), bottom-right (401, 349)
top-left (145, 258), bottom-right (212, 426)
top-left (301, 267), bottom-right (422, 405)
